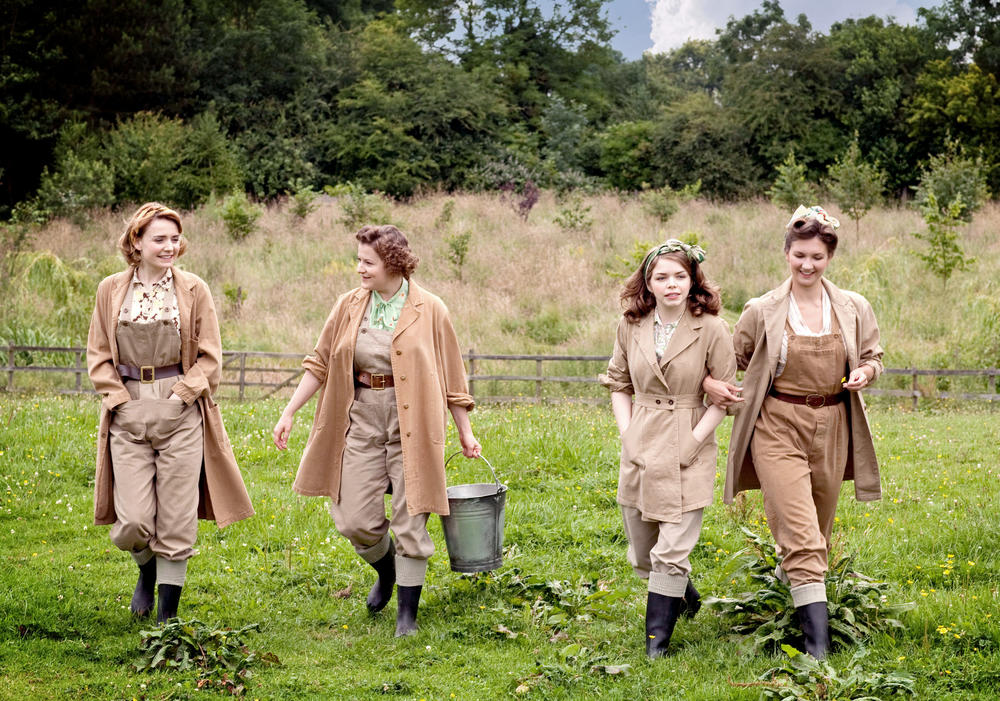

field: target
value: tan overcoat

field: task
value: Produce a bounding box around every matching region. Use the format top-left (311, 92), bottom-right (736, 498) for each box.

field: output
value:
top-left (291, 281), bottom-right (474, 516)
top-left (600, 308), bottom-right (737, 523)
top-left (87, 268), bottom-right (255, 528)
top-left (724, 278), bottom-right (884, 504)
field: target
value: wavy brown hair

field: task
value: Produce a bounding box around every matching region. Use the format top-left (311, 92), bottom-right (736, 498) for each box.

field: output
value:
top-left (355, 224), bottom-right (419, 279)
top-left (118, 202), bottom-right (185, 266)
top-left (784, 216), bottom-right (838, 255)
top-left (621, 250), bottom-right (721, 323)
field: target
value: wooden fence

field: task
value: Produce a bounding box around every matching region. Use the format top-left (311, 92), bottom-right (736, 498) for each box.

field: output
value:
top-left (4, 343), bottom-right (1000, 408)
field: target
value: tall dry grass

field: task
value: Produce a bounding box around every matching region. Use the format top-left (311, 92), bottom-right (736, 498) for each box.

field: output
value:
top-left (22, 194), bottom-right (1000, 380)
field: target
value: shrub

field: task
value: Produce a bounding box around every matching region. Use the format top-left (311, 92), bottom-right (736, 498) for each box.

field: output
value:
top-left (826, 134), bottom-right (886, 237)
top-left (329, 183), bottom-right (391, 230)
top-left (914, 143), bottom-right (989, 223)
top-left (500, 180), bottom-right (540, 221)
top-left (444, 230), bottom-right (472, 281)
top-left (220, 193), bottom-right (262, 242)
top-left (553, 195), bottom-right (593, 232)
top-left (912, 192), bottom-right (974, 285)
top-left (639, 187), bottom-right (679, 223)
top-left (768, 150), bottom-right (816, 212)
top-left (35, 152), bottom-right (115, 220)
top-left (435, 199), bottom-right (456, 229)
top-left (288, 181), bottom-right (319, 220)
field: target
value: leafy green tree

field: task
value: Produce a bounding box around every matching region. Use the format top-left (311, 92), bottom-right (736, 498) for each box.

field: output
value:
top-left (914, 143), bottom-right (990, 223)
top-left (913, 192), bottom-right (974, 285)
top-left (826, 134), bottom-right (886, 236)
top-left (919, 0), bottom-right (1000, 76)
top-left (768, 151), bottom-right (816, 212)
top-left (597, 121), bottom-right (657, 191)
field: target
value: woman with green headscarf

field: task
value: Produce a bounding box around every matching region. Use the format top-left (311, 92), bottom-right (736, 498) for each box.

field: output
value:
top-left (599, 240), bottom-right (737, 658)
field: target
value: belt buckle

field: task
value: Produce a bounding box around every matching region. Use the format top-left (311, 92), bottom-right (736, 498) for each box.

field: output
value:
top-left (805, 393), bottom-right (825, 408)
top-left (369, 373), bottom-right (386, 390)
top-left (140, 365), bottom-right (156, 383)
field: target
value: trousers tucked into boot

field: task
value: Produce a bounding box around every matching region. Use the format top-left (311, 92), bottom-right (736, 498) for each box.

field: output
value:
top-left (157, 584), bottom-right (183, 624)
top-left (679, 579), bottom-right (701, 619)
top-left (395, 585), bottom-right (422, 637)
top-left (130, 558), bottom-right (157, 617)
top-left (796, 601), bottom-right (830, 659)
top-left (645, 592), bottom-right (684, 658)
top-left (367, 541), bottom-right (397, 614)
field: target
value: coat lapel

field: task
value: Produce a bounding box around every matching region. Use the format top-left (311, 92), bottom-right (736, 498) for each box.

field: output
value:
top-left (659, 308), bottom-right (701, 368)
top-left (393, 279), bottom-right (423, 341)
top-left (636, 312), bottom-right (669, 389)
top-left (108, 270), bottom-right (133, 366)
top-left (824, 279), bottom-right (859, 367)
top-left (762, 278), bottom-right (792, 368)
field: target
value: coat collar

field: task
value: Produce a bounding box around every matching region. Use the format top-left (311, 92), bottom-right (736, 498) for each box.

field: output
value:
top-left (636, 307), bottom-right (702, 389)
top-left (347, 278), bottom-right (426, 340)
top-left (758, 277), bottom-right (858, 364)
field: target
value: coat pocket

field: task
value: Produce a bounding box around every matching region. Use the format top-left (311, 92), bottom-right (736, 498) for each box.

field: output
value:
top-left (620, 419), bottom-right (644, 467)
top-left (678, 424), bottom-right (703, 468)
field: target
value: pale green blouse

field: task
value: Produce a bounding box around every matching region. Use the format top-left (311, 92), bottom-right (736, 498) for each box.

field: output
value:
top-left (367, 278), bottom-right (409, 331)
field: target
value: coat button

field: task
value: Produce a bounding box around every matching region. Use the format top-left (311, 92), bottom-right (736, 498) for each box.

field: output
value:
top-left (655, 399), bottom-right (661, 404)
top-left (668, 399), bottom-right (674, 405)
top-left (400, 375), bottom-right (406, 381)
top-left (360, 328), bottom-right (367, 334)
top-left (396, 350), bottom-right (402, 355)
top-left (403, 404), bottom-right (409, 409)
top-left (406, 431), bottom-right (411, 437)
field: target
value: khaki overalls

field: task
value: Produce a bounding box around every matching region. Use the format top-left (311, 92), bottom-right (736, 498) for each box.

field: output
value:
top-left (329, 314), bottom-right (435, 587)
top-left (108, 282), bottom-right (203, 586)
top-left (751, 316), bottom-right (849, 606)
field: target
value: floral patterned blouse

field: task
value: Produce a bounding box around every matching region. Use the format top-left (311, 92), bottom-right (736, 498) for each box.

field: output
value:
top-left (119, 268), bottom-right (180, 334)
top-left (653, 311), bottom-right (678, 359)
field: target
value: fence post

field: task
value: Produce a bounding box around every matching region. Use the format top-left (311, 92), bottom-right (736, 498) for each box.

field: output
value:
top-left (990, 369), bottom-right (997, 402)
top-left (74, 349), bottom-right (83, 392)
top-left (7, 343), bottom-right (13, 392)
top-left (238, 352), bottom-right (247, 401)
top-left (467, 348), bottom-right (476, 398)
top-left (911, 369), bottom-right (919, 411)
top-left (536, 358), bottom-right (543, 401)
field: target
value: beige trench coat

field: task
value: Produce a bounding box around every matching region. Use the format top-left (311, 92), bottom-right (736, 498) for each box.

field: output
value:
top-left (87, 268), bottom-right (255, 528)
top-left (600, 309), bottom-right (737, 523)
top-left (291, 281), bottom-right (474, 516)
top-left (724, 278), bottom-right (884, 504)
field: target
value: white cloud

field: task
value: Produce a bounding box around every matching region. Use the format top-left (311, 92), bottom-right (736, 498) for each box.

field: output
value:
top-left (648, 0), bottom-right (922, 54)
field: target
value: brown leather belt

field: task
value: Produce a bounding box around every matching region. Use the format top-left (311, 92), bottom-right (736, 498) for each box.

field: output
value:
top-left (355, 371), bottom-right (394, 390)
top-left (118, 363), bottom-right (183, 384)
top-left (769, 388), bottom-right (846, 408)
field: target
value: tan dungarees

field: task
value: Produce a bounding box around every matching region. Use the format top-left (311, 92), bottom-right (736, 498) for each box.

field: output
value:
top-left (751, 316), bottom-right (849, 603)
top-left (329, 314), bottom-right (435, 587)
top-left (109, 282), bottom-right (203, 586)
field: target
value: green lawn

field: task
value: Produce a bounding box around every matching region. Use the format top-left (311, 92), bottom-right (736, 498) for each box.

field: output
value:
top-left (1, 398), bottom-right (998, 699)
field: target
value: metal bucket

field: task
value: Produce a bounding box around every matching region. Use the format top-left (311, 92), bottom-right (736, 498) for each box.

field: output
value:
top-left (440, 453), bottom-right (507, 573)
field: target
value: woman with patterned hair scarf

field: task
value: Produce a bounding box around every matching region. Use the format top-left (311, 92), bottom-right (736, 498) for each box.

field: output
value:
top-left (704, 206), bottom-right (884, 658)
top-left (599, 240), bottom-right (737, 657)
top-left (87, 202), bottom-right (254, 623)
top-left (273, 224), bottom-right (481, 637)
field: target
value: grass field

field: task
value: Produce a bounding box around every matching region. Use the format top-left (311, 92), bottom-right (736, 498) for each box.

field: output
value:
top-left (2, 397), bottom-right (998, 699)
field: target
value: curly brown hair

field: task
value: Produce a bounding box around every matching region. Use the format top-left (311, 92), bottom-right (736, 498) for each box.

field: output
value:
top-left (621, 250), bottom-right (721, 322)
top-left (118, 202), bottom-right (186, 266)
top-left (784, 216), bottom-right (838, 255)
top-left (355, 225), bottom-right (419, 279)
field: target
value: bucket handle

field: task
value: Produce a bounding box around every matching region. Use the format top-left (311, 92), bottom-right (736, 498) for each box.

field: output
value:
top-left (445, 451), bottom-right (501, 490)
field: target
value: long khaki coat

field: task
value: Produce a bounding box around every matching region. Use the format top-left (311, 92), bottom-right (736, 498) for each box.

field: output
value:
top-left (291, 281), bottom-right (474, 516)
top-left (87, 268), bottom-right (255, 528)
top-left (600, 308), bottom-right (737, 523)
top-left (724, 278), bottom-right (884, 504)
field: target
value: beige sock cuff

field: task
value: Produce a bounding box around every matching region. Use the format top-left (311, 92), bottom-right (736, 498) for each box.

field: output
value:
top-left (790, 582), bottom-right (827, 607)
top-left (131, 547), bottom-right (154, 566)
top-left (648, 571), bottom-right (688, 597)
top-left (395, 555), bottom-right (428, 587)
top-left (156, 556), bottom-right (188, 586)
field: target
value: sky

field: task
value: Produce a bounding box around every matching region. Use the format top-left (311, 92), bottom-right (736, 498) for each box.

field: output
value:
top-left (605, 0), bottom-right (946, 59)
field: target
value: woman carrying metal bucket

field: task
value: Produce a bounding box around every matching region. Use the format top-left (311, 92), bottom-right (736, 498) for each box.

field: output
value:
top-left (599, 240), bottom-right (737, 658)
top-left (272, 224), bottom-right (481, 637)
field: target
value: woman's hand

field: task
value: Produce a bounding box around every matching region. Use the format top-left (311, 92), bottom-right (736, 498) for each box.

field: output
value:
top-left (843, 366), bottom-right (873, 391)
top-left (703, 375), bottom-right (744, 408)
top-left (273, 413), bottom-right (294, 450)
top-left (459, 431), bottom-right (482, 459)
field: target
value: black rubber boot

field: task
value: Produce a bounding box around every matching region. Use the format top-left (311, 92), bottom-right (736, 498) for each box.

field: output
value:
top-left (130, 557), bottom-right (157, 618)
top-left (797, 601), bottom-right (830, 659)
top-left (679, 579), bottom-right (701, 619)
top-left (394, 585), bottom-right (422, 637)
top-left (156, 584), bottom-right (183, 624)
top-left (645, 592), bottom-right (684, 658)
top-left (366, 541), bottom-right (396, 614)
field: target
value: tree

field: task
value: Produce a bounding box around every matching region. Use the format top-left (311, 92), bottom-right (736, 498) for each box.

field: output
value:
top-left (920, 0), bottom-right (1000, 76)
top-left (914, 143), bottom-right (990, 223)
top-left (913, 192), bottom-right (974, 285)
top-left (768, 151), bottom-right (816, 212)
top-left (826, 134), bottom-right (886, 237)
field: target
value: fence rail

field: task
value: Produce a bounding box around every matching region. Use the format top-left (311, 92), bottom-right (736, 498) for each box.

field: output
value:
top-left (4, 344), bottom-right (999, 407)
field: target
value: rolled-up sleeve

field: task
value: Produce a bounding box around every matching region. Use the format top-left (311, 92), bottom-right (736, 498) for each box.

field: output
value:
top-left (598, 318), bottom-right (633, 394)
top-left (301, 307), bottom-right (341, 384)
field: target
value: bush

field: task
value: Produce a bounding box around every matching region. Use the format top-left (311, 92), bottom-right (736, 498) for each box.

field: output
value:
top-left (553, 195), bottom-right (593, 232)
top-left (639, 187), bottom-right (679, 223)
top-left (826, 134), bottom-right (886, 236)
top-left (912, 192), bottom-right (974, 285)
top-left (35, 152), bottom-right (115, 220)
top-left (914, 143), bottom-right (990, 223)
top-left (768, 150), bottom-right (816, 212)
top-left (220, 193), bottom-right (262, 242)
top-left (288, 182), bottom-right (319, 220)
top-left (444, 230), bottom-right (472, 281)
top-left (328, 183), bottom-right (391, 230)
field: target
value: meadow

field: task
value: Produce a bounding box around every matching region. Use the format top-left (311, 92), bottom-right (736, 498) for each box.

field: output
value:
top-left (1, 397), bottom-right (998, 700)
top-left (6, 194), bottom-right (1000, 401)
